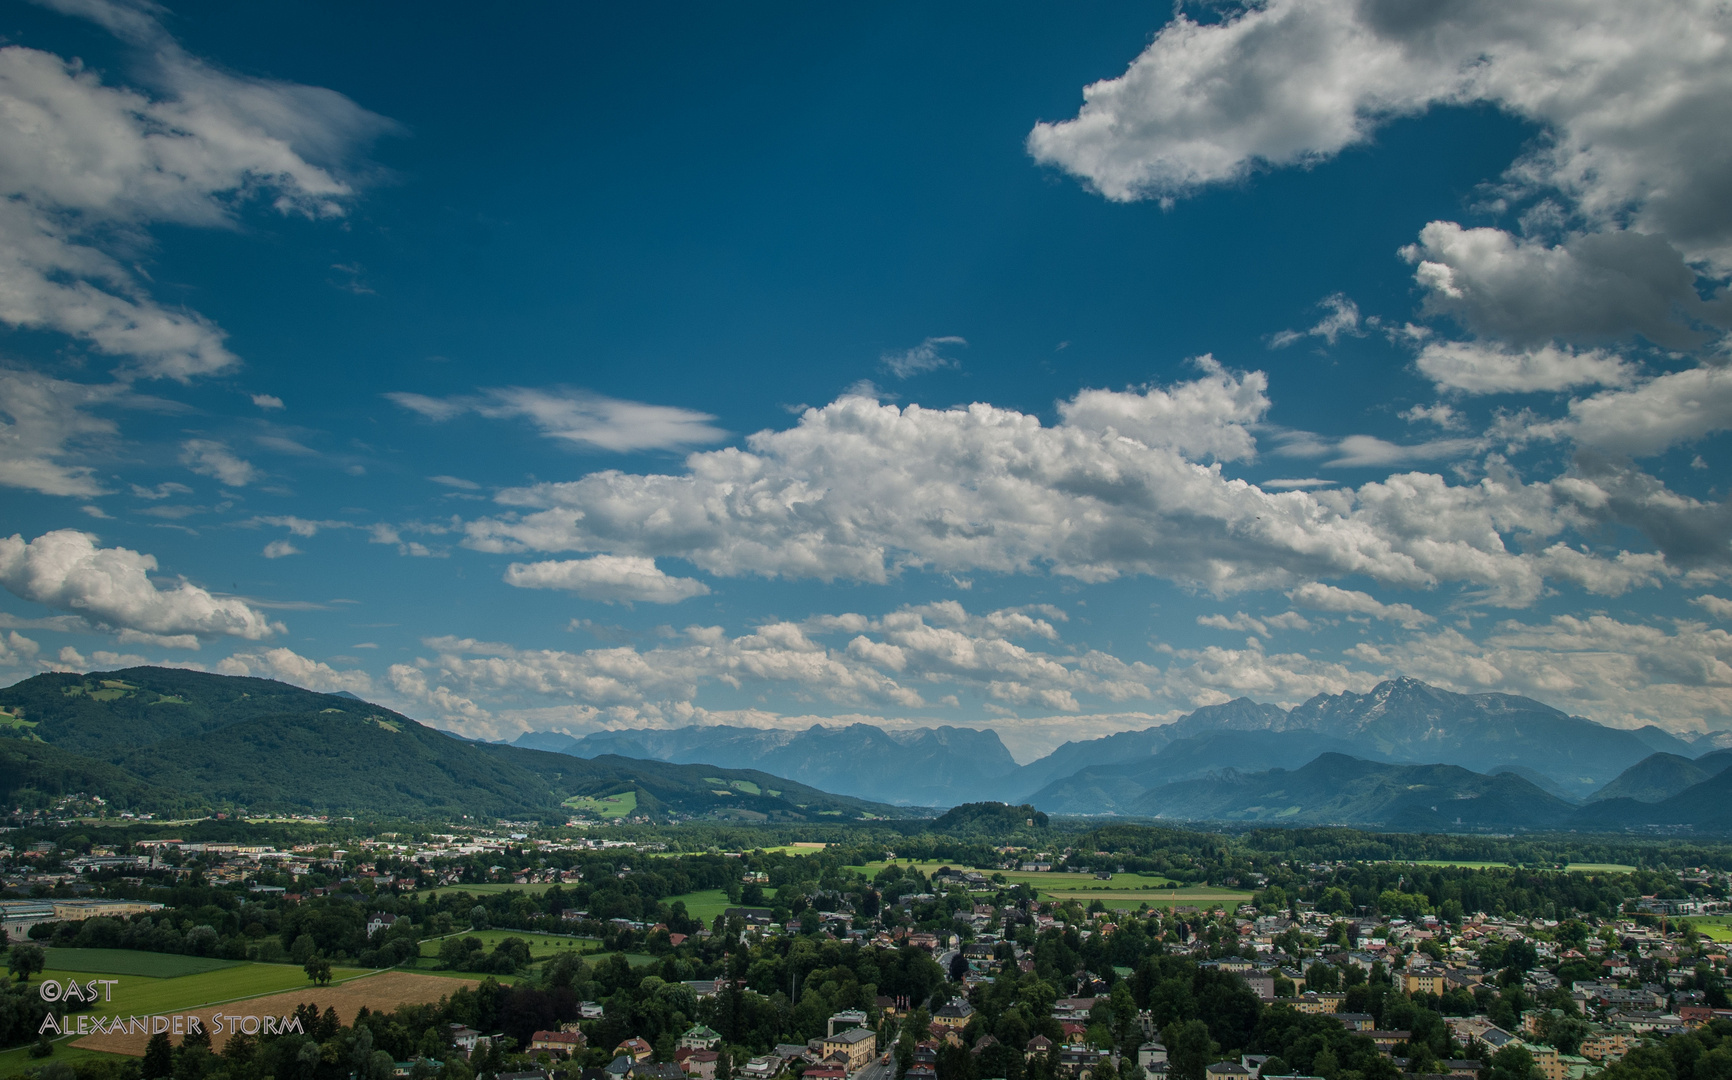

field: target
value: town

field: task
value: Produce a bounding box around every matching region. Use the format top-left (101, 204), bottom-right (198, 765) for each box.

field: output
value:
top-left (3, 819), bottom-right (1730, 1080)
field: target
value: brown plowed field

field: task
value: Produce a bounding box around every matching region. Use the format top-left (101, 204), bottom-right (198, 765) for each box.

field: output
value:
top-left (72, 971), bottom-right (479, 1056)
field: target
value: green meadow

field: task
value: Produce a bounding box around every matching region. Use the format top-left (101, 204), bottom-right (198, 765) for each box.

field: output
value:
top-left (43, 949), bottom-right (242, 979)
top-left (666, 888), bottom-right (778, 923)
top-left (1683, 915), bottom-right (1732, 942)
top-left (412, 881), bottom-right (558, 900)
top-left (563, 791), bottom-right (638, 818)
top-left (417, 929), bottom-right (602, 960)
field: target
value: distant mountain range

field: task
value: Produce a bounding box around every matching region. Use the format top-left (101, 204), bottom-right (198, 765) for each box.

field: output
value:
top-left (515, 676), bottom-right (1715, 812)
top-left (9, 667), bottom-right (1732, 833)
top-left (1019, 678), bottom-right (1702, 809)
top-left (0, 668), bottom-right (905, 823)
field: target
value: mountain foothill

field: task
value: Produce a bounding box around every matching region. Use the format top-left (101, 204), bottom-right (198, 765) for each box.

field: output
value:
top-left (4, 667), bottom-right (1731, 832)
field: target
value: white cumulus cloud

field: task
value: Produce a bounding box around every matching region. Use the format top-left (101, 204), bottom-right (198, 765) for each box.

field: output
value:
top-left (1414, 340), bottom-right (1633, 395)
top-left (1287, 582), bottom-right (1434, 628)
top-left (1554, 365), bottom-right (1732, 457)
top-left (504, 556), bottom-right (711, 604)
top-left (1026, 0), bottom-right (1732, 270)
top-left (1692, 595), bottom-right (1732, 621)
top-left (459, 377), bottom-right (1662, 606)
top-left (1347, 613), bottom-right (1732, 731)
top-left (221, 647), bottom-right (373, 695)
top-left (1405, 222), bottom-right (1726, 350)
top-left (0, 529), bottom-right (279, 642)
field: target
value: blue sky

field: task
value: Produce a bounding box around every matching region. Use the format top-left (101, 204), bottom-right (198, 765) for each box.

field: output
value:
top-left (2, 0), bottom-right (1728, 759)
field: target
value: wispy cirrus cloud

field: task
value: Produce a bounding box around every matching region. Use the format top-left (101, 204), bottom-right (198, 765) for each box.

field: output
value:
top-left (387, 386), bottom-right (725, 453)
top-left (0, 0), bottom-right (395, 380)
top-left (881, 336), bottom-right (966, 378)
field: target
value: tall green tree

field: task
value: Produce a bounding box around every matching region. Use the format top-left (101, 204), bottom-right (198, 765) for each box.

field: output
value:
top-left (7, 943), bottom-right (45, 983)
top-left (1163, 1020), bottom-right (1217, 1080)
top-left (142, 1032), bottom-right (174, 1080)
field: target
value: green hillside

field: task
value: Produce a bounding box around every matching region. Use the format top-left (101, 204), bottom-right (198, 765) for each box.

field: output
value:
top-left (0, 667), bottom-right (905, 823)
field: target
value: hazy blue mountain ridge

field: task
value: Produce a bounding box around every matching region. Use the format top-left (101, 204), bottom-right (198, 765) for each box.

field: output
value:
top-left (522, 721), bottom-right (1020, 806)
top-left (514, 677), bottom-right (1710, 812)
top-left (1020, 729), bottom-right (1380, 814)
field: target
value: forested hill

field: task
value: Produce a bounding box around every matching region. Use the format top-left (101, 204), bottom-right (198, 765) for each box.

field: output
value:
top-left (0, 667), bottom-right (904, 823)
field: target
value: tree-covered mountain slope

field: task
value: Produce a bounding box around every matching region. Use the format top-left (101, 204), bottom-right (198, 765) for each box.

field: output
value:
top-left (1586, 749), bottom-right (1732, 804)
top-left (1131, 753), bottom-right (1581, 831)
top-left (0, 667), bottom-right (905, 822)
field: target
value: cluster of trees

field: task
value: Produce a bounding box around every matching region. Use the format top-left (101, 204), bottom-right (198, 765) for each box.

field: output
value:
top-left (436, 937), bottom-right (534, 976)
top-left (1263, 863), bottom-right (1681, 923)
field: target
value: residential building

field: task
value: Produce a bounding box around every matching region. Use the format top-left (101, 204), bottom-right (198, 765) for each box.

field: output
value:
top-left (820, 1028), bottom-right (878, 1072)
top-left (616, 1038), bottom-right (654, 1063)
top-left (934, 999), bottom-right (975, 1031)
top-left (680, 1026), bottom-right (721, 1051)
top-left (530, 1031), bottom-right (585, 1055)
top-left (1404, 971), bottom-right (1448, 995)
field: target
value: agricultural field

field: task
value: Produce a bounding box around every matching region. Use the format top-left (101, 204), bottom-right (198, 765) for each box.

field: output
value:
top-left (1394, 860), bottom-right (1637, 874)
top-left (843, 860), bottom-right (1247, 908)
top-left (412, 881), bottom-right (558, 900)
top-left (2, 958), bottom-right (481, 1072)
top-left (44, 949), bottom-right (242, 978)
top-left (563, 790), bottom-right (638, 818)
top-left (417, 929), bottom-right (602, 961)
top-left (68, 971), bottom-right (476, 1058)
top-left (1035, 886), bottom-right (1251, 908)
top-left (34, 960), bottom-right (369, 1022)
